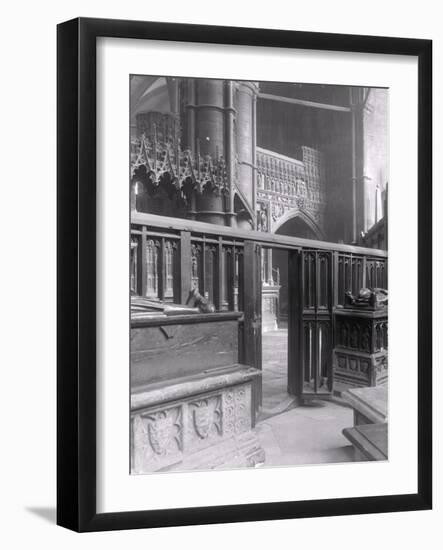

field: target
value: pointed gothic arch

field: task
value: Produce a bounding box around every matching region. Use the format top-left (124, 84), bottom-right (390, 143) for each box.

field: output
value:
top-left (273, 209), bottom-right (324, 240)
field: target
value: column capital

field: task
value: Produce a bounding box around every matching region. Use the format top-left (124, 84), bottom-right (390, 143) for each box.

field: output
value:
top-left (235, 81), bottom-right (260, 96)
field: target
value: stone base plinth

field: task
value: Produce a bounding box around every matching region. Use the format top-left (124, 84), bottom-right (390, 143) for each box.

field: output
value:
top-left (262, 285), bottom-right (280, 333)
top-left (131, 365), bottom-right (264, 474)
top-left (333, 349), bottom-right (388, 389)
top-left (333, 307), bottom-right (388, 390)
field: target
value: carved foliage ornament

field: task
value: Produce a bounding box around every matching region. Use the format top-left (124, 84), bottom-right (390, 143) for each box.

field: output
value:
top-left (131, 134), bottom-right (228, 206)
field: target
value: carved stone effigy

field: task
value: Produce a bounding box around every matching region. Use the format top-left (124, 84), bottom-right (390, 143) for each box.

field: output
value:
top-left (333, 296), bottom-right (388, 389)
top-left (344, 287), bottom-right (388, 310)
top-left (130, 300), bottom-right (264, 473)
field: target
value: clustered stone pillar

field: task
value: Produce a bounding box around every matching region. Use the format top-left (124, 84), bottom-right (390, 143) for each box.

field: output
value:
top-left (179, 79), bottom-right (259, 227)
top-left (186, 79), bottom-right (226, 225)
top-left (195, 79), bottom-right (225, 158)
top-left (196, 78), bottom-right (225, 225)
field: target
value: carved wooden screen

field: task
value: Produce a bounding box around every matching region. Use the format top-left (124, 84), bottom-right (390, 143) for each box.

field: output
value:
top-left (289, 249), bottom-right (334, 398)
top-left (243, 241), bottom-right (262, 414)
top-left (189, 236), bottom-right (245, 311)
top-left (129, 226), bottom-right (180, 303)
top-left (131, 215), bottom-right (387, 410)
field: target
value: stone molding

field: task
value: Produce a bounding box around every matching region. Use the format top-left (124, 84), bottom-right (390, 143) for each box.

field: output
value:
top-left (131, 365), bottom-right (261, 411)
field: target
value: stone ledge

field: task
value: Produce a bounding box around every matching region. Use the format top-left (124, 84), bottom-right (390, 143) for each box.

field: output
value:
top-left (342, 386), bottom-right (388, 424)
top-left (131, 364), bottom-right (261, 411)
top-left (343, 422), bottom-right (388, 461)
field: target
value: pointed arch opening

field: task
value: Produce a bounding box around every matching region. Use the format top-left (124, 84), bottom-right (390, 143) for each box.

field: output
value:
top-left (273, 210), bottom-right (324, 240)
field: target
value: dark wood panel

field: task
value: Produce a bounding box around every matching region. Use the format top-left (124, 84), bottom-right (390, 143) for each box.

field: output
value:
top-left (243, 241), bottom-right (262, 414)
top-left (131, 317), bottom-right (239, 388)
top-left (287, 250), bottom-right (301, 395)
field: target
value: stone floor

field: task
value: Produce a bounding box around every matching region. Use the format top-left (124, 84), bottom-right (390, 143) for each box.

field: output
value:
top-left (255, 401), bottom-right (355, 466)
top-left (261, 329), bottom-right (295, 417)
top-left (259, 328), bottom-right (355, 466)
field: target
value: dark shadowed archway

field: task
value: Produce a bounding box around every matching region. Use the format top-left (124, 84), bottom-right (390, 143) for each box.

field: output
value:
top-left (274, 210), bottom-right (324, 240)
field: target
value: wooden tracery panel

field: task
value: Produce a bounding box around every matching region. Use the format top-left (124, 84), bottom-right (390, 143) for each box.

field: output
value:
top-left (145, 239), bottom-right (159, 297)
top-left (366, 258), bottom-right (387, 289)
top-left (289, 249), bottom-right (334, 398)
top-left (336, 253), bottom-right (364, 306)
top-left (242, 241), bottom-right (262, 416)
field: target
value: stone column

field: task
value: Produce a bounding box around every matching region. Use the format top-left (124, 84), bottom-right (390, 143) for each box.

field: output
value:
top-left (193, 79), bottom-right (226, 225)
top-left (224, 81), bottom-right (237, 227)
top-left (351, 88), bottom-right (388, 239)
top-left (184, 79), bottom-right (196, 154)
top-left (235, 82), bottom-right (259, 225)
top-left (351, 87), bottom-right (366, 241)
top-left (362, 89), bottom-right (388, 232)
top-left (195, 79), bottom-right (225, 157)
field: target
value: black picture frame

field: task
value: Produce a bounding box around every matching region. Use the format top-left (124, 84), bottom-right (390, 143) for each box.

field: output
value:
top-left (57, 17), bottom-right (432, 532)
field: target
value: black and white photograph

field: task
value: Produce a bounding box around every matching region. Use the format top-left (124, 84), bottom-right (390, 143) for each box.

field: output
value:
top-left (129, 76), bottom-right (389, 474)
top-left (0, 0), bottom-right (437, 543)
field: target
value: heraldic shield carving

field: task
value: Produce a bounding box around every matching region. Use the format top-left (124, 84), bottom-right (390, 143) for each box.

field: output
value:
top-left (146, 410), bottom-right (175, 455)
top-left (193, 400), bottom-right (211, 439)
